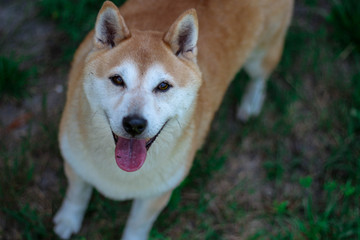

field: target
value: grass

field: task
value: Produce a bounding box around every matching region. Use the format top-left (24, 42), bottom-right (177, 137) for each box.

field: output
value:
top-left (0, 56), bottom-right (33, 99)
top-left (328, 0), bottom-right (360, 57)
top-left (38, 0), bottom-right (102, 61)
top-left (1, 132), bottom-right (47, 239)
top-left (244, 2), bottom-right (360, 238)
top-left (38, 0), bottom-right (127, 61)
top-left (39, 0), bottom-right (101, 42)
top-left (1, 0), bottom-right (360, 239)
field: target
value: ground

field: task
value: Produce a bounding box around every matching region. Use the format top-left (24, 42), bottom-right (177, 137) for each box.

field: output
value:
top-left (0, 0), bottom-right (359, 239)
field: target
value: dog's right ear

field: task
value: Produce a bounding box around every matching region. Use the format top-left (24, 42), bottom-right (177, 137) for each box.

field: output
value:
top-left (94, 1), bottom-right (130, 49)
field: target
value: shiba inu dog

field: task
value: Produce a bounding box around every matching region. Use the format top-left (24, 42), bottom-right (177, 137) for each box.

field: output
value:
top-left (53, 0), bottom-right (293, 239)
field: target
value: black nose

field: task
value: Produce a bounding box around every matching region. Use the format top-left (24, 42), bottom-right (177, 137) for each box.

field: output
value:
top-left (123, 115), bottom-right (147, 136)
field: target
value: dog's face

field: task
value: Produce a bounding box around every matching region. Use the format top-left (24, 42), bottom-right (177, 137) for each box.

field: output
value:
top-left (83, 2), bottom-right (201, 172)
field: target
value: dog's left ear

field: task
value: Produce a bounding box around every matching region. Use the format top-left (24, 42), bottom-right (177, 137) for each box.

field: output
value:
top-left (94, 1), bottom-right (130, 49)
top-left (164, 9), bottom-right (198, 59)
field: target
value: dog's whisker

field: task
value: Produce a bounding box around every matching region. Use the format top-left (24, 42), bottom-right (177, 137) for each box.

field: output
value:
top-left (175, 118), bottom-right (182, 130)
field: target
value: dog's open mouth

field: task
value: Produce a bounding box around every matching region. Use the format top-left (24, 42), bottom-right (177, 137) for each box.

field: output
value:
top-left (111, 121), bottom-right (167, 172)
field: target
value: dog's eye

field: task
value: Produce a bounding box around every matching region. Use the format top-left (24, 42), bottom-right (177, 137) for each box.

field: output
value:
top-left (155, 81), bottom-right (172, 92)
top-left (109, 75), bottom-right (125, 87)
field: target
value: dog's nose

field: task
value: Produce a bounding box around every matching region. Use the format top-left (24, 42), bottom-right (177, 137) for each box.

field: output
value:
top-left (123, 115), bottom-right (147, 136)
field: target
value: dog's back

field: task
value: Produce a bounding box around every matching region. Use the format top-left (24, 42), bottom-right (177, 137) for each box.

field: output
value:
top-left (121, 0), bottom-right (294, 146)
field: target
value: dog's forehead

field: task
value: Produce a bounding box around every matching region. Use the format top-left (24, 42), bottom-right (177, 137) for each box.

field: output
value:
top-left (105, 31), bottom-right (175, 76)
top-left (93, 30), bottom-right (197, 88)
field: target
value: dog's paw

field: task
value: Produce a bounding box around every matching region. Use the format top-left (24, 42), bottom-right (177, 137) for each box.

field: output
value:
top-left (54, 221), bottom-right (78, 239)
top-left (237, 84), bottom-right (265, 122)
top-left (236, 101), bottom-right (262, 122)
top-left (237, 77), bottom-right (266, 121)
top-left (53, 201), bottom-right (84, 239)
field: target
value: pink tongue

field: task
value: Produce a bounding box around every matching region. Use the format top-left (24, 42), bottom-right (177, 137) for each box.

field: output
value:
top-left (115, 137), bottom-right (147, 172)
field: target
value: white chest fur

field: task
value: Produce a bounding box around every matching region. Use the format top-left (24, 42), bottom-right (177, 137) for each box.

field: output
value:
top-left (59, 116), bottom-right (191, 200)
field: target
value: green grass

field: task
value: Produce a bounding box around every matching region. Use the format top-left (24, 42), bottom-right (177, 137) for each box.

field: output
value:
top-left (0, 56), bottom-right (32, 99)
top-left (38, 0), bottom-right (127, 60)
top-left (246, 1), bottom-right (360, 238)
top-left (328, 0), bottom-right (360, 57)
top-left (0, 107), bottom-right (62, 239)
top-left (39, 0), bottom-right (101, 42)
top-left (38, 0), bottom-right (102, 61)
top-left (0, 132), bottom-right (50, 239)
top-left (1, 0), bottom-right (360, 239)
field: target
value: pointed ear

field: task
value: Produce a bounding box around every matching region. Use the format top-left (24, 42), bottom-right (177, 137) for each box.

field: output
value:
top-left (94, 1), bottom-right (130, 49)
top-left (164, 9), bottom-right (198, 58)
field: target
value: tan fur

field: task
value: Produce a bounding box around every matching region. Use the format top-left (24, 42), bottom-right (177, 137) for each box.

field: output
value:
top-left (54, 0), bottom-right (293, 239)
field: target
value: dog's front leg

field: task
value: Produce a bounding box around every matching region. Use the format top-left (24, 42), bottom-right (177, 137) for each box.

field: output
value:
top-left (54, 163), bottom-right (93, 239)
top-left (122, 191), bottom-right (172, 240)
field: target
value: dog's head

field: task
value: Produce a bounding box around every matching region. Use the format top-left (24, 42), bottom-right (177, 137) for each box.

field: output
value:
top-left (83, 1), bottom-right (201, 172)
